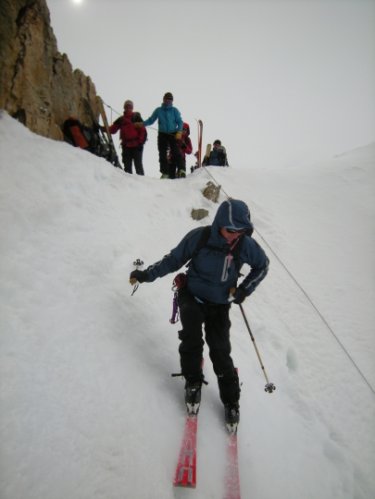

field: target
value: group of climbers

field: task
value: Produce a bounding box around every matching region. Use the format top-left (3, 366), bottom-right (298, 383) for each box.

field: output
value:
top-left (62, 91), bottom-right (229, 178)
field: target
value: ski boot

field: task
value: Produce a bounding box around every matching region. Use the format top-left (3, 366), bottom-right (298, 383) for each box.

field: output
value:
top-left (185, 380), bottom-right (202, 415)
top-left (177, 170), bottom-right (186, 178)
top-left (224, 403), bottom-right (240, 434)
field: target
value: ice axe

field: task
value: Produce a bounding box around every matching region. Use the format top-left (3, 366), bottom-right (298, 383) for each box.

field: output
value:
top-left (130, 258), bottom-right (144, 295)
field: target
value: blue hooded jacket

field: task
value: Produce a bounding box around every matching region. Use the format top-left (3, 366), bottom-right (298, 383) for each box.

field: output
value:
top-left (145, 199), bottom-right (269, 304)
top-left (143, 103), bottom-right (183, 134)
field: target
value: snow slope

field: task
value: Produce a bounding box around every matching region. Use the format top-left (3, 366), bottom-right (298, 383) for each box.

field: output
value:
top-left (1, 111), bottom-right (374, 499)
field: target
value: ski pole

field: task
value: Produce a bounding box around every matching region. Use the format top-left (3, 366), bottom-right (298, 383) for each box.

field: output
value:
top-left (130, 258), bottom-right (144, 296)
top-left (238, 303), bottom-right (276, 394)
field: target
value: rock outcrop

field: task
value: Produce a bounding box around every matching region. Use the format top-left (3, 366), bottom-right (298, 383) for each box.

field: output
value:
top-left (0, 0), bottom-right (102, 140)
top-left (202, 181), bottom-right (221, 203)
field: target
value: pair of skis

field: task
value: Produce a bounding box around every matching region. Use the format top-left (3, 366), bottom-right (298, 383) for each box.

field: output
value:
top-left (196, 119), bottom-right (212, 169)
top-left (173, 412), bottom-right (241, 498)
top-left (96, 97), bottom-right (122, 168)
top-left (197, 119), bottom-right (203, 169)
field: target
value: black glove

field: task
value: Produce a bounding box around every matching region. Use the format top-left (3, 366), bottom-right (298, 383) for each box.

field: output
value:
top-left (233, 286), bottom-right (247, 304)
top-left (129, 269), bottom-right (148, 284)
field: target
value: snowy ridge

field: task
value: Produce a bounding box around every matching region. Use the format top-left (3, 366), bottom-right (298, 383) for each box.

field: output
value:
top-left (1, 112), bottom-right (374, 499)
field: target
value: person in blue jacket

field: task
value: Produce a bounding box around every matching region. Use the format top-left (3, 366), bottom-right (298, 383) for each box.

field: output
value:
top-left (138, 92), bottom-right (185, 178)
top-left (129, 199), bottom-right (269, 431)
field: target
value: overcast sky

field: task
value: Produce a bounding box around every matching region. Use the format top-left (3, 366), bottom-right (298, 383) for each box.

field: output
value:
top-left (46, 0), bottom-right (375, 175)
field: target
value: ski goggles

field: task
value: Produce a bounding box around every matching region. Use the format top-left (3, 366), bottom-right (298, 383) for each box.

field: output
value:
top-left (226, 228), bottom-right (246, 234)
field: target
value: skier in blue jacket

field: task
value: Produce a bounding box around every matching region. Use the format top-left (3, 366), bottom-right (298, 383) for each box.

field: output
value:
top-left (130, 199), bottom-right (269, 432)
top-left (138, 92), bottom-right (185, 178)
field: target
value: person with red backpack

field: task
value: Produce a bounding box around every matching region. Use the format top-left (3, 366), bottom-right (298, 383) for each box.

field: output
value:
top-left (167, 122), bottom-right (193, 179)
top-left (109, 100), bottom-right (147, 175)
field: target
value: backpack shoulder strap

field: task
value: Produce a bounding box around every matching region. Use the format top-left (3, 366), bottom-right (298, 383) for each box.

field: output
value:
top-left (132, 112), bottom-right (143, 123)
top-left (186, 225), bottom-right (211, 270)
top-left (192, 225), bottom-right (211, 259)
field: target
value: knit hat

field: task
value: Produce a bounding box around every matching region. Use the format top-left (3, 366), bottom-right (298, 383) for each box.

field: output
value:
top-left (124, 100), bottom-right (134, 108)
top-left (213, 139), bottom-right (221, 146)
top-left (163, 92), bottom-right (173, 101)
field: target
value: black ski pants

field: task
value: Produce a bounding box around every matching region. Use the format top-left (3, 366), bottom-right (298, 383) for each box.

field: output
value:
top-left (158, 132), bottom-right (184, 176)
top-left (122, 146), bottom-right (144, 175)
top-left (177, 288), bottom-right (240, 406)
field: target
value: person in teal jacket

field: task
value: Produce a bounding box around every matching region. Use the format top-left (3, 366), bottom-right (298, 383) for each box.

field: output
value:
top-left (138, 92), bottom-right (186, 178)
top-left (129, 199), bottom-right (269, 432)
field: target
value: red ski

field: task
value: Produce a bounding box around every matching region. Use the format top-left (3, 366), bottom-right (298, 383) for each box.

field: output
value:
top-left (224, 433), bottom-right (241, 499)
top-left (173, 414), bottom-right (198, 488)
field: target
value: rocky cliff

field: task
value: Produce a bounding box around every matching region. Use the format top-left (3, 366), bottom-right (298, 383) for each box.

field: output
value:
top-left (0, 0), bottom-right (102, 140)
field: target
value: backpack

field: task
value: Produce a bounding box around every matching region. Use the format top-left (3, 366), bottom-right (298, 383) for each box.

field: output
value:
top-left (62, 117), bottom-right (118, 164)
top-left (63, 117), bottom-right (90, 149)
